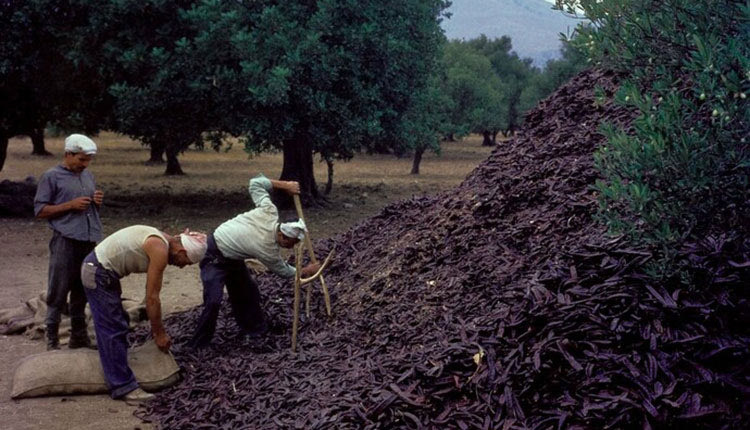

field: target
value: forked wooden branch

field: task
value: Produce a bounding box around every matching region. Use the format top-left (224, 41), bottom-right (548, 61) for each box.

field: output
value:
top-left (299, 249), bottom-right (335, 285)
top-left (293, 195), bottom-right (332, 316)
top-left (291, 248), bottom-right (335, 352)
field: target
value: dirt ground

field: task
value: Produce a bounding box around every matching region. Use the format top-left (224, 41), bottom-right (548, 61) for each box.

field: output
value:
top-left (0, 133), bottom-right (493, 429)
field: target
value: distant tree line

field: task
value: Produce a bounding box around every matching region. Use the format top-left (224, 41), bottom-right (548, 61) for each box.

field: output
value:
top-left (1, 1), bottom-right (583, 201)
top-left (435, 35), bottom-right (587, 147)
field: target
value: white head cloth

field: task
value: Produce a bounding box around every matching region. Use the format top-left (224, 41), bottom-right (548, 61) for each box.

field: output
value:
top-left (180, 229), bottom-right (208, 263)
top-left (64, 134), bottom-right (97, 155)
top-left (280, 219), bottom-right (307, 240)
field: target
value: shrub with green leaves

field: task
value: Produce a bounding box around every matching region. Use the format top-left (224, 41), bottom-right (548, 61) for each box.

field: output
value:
top-left (557, 0), bottom-right (749, 279)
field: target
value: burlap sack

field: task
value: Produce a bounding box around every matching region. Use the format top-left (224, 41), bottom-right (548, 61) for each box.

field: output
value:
top-left (11, 340), bottom-right (180, 399)
top-left (0, 292), bottom-right (147, 341)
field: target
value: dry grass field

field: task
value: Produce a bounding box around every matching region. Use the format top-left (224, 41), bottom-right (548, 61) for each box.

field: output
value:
top-left (2, 132), bottom-right (494, 237)
top-left (0, 132), bottom-right (494, 430)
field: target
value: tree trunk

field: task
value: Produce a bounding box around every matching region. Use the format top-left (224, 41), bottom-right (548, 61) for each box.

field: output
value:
top-left (411, 147), bottom-right (424, 175)
top-left (446, 132), bottom-right (455, 142)
top-left (164, 144), bottom-right (184, 175)
top-left (481, 130), bottom-right (493, 146)
top-left (0, 133), bottom-right (8, 172)
top-left (324, 157), bottom-right (334, 195)
top-left (492, 130), bottom-right (499, 144)
top-left (31, 128), bottom-right (52, 156)
top-left (279, 134), bottom-right (318, 208)
top-left (146, 143), bottom-right (165, 165)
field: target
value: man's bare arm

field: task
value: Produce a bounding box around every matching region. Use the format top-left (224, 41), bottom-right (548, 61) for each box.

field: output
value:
top-left (142, 236), bottom-right (171, 352)
top-left (269, 179), bottom-right (300, 195)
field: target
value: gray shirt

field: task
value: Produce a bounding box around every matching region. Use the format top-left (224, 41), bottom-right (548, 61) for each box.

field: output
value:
top-left (213, 174), bottom-right (295, 278)
top-left (34, 165), bottom-right (102, 242)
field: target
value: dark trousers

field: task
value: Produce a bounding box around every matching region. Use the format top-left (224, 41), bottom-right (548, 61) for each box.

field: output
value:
top-left (46, 230), bottom-right (96, 327)
top-left (188, 234), bottom-right (264, 348)
top-left (81, 252), bottom-right (139, 398)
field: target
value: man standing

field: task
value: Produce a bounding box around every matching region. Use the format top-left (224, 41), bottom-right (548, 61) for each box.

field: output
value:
top-left (188, 173), bottom-right (320, 349)
top-left (80, 225), bottom-right (207, 403)
top-left (34, 134), bottom-right (103, 350)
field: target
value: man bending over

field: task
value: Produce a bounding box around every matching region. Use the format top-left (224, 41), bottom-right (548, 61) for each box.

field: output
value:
top-left (188, 173), bottom-right (319, 349)
top-left (80, 225), bottom-right (207, 403)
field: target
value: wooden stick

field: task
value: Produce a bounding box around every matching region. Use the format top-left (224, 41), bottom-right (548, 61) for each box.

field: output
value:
top-left (299, 250), bottom-right (335, 285)
top-left (305, 284), bottom-right (311, 318)
top-left (291, 244), bottom-right (302, 352)
top-left (293, 195), bottom-right (332, 316)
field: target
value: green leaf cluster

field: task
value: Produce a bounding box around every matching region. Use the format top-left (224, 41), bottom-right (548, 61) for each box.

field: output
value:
top-left (557, 0), bottom-right (750, 280)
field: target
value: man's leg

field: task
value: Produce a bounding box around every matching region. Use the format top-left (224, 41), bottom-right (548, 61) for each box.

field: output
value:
top-left (187, 257), bottom-right (228, 348)
top-left (45, 231), bottom-right (75, 350)
top-left (69, 241), bottom-right (96, 349)
top-left (83, 270), bottom-right (138, 398)
top-left (225, 260), bottom-right (265, 334)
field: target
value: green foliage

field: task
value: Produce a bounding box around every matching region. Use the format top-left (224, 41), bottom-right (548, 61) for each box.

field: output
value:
top-left (75, 0), bottom-right (447, 179)
top-left (438, 34), bottom-right (586, 145)
top-left (467, 35), bottom-right (534, 134)
top-left (0, 0), bottom-right (109, 137)
top-left (440, 40), bottom-right (507, 140)
top-left (520, 38), bottom-right (587, 111)
top-left (557, 0), bottom-right (750, 279)
top-left (90, 0), bottom-right (224, 163)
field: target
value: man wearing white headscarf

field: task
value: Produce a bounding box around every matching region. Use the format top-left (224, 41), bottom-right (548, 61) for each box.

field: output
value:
top-left (80, 225), bottom-right (206, 403)
top-left (188, 173), bottom-right (320, 349)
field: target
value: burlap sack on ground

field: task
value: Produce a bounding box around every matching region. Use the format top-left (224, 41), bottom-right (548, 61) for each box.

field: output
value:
top-left (0, 292), bottom-right (147, 343)
top-left (11, 340), bottom-right (180, 399)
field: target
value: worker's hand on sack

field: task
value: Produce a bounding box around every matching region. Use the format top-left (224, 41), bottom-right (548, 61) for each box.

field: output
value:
top-left (284, 181), bottom-right (300, 195)
top-left (301, 262), bottom-right (321, 277)
top-left (69, 196), bottom-right (92, 211)
top-left (93, 190), bottom-right (104, 206)
top-left (154, 332), bottom-right (172, 352)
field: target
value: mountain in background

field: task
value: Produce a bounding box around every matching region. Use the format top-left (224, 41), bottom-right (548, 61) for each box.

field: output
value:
top-left (441, 0), bottom-right (581, 67)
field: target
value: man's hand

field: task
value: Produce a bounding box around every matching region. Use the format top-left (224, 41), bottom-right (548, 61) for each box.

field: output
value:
top-left (68, 196), bottom-right (92, 211)
top-left (93, 190), bottom-right (104, 206)
top-left (284, 181), bottom-right (300, 195)
top-left (154, 332), bottom-right (172, 352)
top-left (301, 262), bottom-right (321, 278)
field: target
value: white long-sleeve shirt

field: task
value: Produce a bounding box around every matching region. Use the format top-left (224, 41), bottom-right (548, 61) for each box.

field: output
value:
top-left (213, 174), bottom-right (295, 278)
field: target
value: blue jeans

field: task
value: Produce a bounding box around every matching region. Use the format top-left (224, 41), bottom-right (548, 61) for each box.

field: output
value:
top-left (81, 252), bottom-right (139, 398)
top-left (188, 234), bottom-right (264, 348)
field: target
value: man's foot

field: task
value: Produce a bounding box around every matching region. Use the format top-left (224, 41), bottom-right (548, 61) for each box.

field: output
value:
top-left (46, 341), bottom-right (60, 351)
top-left (245, 320), bottom-right (269, 339)
top-left (46, 323), bottom-right (60, 351)
top-left (122, 388), bottom-right (155, 405)
top-left (68, 336), bottom-right (97, 350)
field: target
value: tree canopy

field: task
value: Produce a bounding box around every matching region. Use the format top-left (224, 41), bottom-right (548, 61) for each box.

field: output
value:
top-left (0, 0), bottom-right (109, 170)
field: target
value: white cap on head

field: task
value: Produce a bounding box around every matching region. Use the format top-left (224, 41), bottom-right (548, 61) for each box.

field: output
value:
top-left (280, 219), bottom-right (307, 240)
top-left (180, 230), bottom-right (208, 263)
top-left (64, 134), bottom-right (97, 155)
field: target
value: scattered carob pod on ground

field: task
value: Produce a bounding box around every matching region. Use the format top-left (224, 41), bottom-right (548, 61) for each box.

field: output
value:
top-left (131, 69), bottom-right (749, 429)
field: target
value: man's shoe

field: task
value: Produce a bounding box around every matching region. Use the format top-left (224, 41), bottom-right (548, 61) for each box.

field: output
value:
top-left (122, 388), bottom-right (155, 405)
top-left (46, 341), bottom-right (60, 351)
top-left (245, 320), bottom-right (269, 339)
top-left (46, 323), bottom-right (60, 351)
top-left (68, 336), bottom-right (97, 350)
